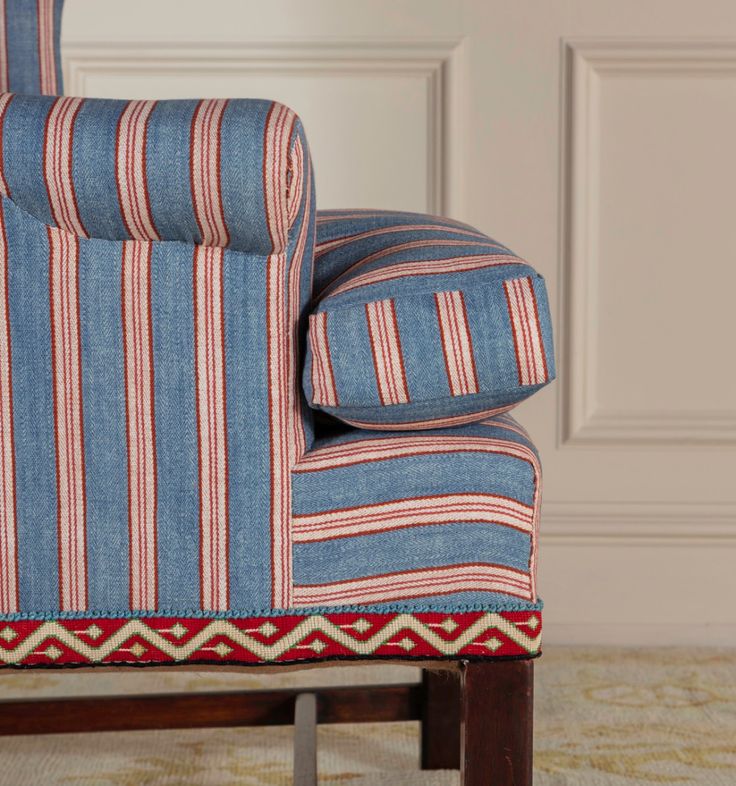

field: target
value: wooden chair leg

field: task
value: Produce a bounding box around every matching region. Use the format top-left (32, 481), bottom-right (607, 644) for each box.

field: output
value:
top-left (421, 669), bottom-right (461, 769)
top-left (460, 659), bottom-right (533, 786)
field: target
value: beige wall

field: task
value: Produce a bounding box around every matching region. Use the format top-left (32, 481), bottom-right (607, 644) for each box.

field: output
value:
top-left (62, 0), bottom-right (736, 647)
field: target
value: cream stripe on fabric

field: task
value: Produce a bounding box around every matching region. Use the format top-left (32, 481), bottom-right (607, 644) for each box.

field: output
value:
top-left (504, 276), bottom-right (548, 386)
top-left (116, 101), bottom-right (159, 241)
top-left (293, 493), bottom-right (534, 542)
top-left (308, 312), bottom-right (338, 407)
top-left (190, 99), bottom-right (229, 248)
top-left (0, 202), bottom-right (17, 613)
top-left (434, 290), bottom-right (479, 396)
top-left (328, 254), bottom-right (526, 298)
top-left (36, 0), bottom-right (57, 95)
top-left (194, 245), bottom-right (229, 611)
top-left (43, 97), bottom-right (88, 237)
top-left (122, 241), bottom-right (158, 611)
top-left (365, 299), bottom-right (409, 406)
top-left (293, 564), bottom-right (533, 606)
top-left (48, 226), bottom-right (87, 611)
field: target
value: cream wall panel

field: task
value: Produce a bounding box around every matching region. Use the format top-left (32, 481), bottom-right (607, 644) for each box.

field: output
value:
top-left (61, 0), bottom-right (736, 646)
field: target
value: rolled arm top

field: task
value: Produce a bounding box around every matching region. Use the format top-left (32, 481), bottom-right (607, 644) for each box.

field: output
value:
top-left (0, 93), bottom-right (308, 255)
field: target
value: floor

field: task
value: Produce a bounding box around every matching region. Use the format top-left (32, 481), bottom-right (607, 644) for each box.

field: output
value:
top-left (0, 648), bottom-right (734, 785)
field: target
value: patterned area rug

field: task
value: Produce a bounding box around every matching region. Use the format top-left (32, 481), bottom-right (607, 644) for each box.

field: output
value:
top-left (0, 648), bottom-right (734, 785)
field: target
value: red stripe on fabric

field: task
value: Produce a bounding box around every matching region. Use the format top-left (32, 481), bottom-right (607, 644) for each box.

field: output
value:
top-left (48, 227), bottom-right (87, 611)
top-left (309, 312), bottom-right (338, 407)
top-left (525, 276), bottom-right (549, 383)
top-left (503, 279), bottom-right (524, 385)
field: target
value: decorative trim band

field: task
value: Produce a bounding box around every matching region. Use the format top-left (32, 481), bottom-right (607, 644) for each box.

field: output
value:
top-left (0, 610), bottom-right (541, 668)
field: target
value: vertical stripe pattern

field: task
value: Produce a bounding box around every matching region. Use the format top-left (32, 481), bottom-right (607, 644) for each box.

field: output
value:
top-left (365, 299), bottom-right (410, 406)
top-left (36, 0), bottom-right (57, 95)
top-left (308, 312), bottom-right (338, 407)
top-left (434, 290), bottom-right (479, 396)
top-left (190, 99), bottom-right (229, 248)
top-left (115, 101), bottom-right (159, 242)
top-left (0, 202), bottom-right (17, 613)
top-left (43, 97), bottom-right (88, 238)
top-left (0, 92), bottom-right (12, 197)
top-left (121, 240), bottom-right (157, 611)
top-left (194, 245), bottom-right (229, 611)
top-left (263, 102), bottom-right (298, 608)
top-left (286, 135), bottom-right (304, 228)
top-left (503, 276), bottom-right (549, 386)
top-left (48, 226), bottom-right (87, 612)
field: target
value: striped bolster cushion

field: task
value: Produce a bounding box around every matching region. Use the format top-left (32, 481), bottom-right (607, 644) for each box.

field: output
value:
top-left (304, 210), bottom-right (555, 430)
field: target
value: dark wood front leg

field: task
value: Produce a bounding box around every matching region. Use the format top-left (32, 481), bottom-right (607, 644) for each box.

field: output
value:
top-left (460, 659), bottom-right (534, 786)
top-left (421, 669), bottom-right (461, 769)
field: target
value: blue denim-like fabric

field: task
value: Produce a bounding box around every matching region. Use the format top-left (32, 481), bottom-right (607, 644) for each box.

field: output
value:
top-left (305, 210), bottom-right (556, 428)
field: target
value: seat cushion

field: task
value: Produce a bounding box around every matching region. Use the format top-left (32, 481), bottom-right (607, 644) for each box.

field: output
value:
top-left (305, 209), bottom-right (555, 429)
top-left (0, 414), bottom-right (542, 667)
top-left (292, 414), bottom-right (542, 609)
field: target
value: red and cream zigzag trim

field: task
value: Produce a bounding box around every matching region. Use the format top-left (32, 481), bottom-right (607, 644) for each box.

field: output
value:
top-left (0, 610), bottom-right (541, 667)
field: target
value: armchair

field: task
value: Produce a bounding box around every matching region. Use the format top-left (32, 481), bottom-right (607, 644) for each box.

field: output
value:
top-left (0, 3), bottom-right (554, 784)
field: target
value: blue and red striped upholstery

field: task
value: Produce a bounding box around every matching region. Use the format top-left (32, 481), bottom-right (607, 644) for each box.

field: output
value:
top-left (305, 210), bottom-right (555, 429)
top-left (1, 0), bottom-right (63, 95)
top-left (292, 414), bottom-right (541, 609)
top-left (0, 93), bottom-right (316, 622)
top-left (0, 2), bottom-right (551, 669)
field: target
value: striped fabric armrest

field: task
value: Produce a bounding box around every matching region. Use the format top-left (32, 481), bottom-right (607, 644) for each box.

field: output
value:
top-left (304, 210), bottom-right (555, 430)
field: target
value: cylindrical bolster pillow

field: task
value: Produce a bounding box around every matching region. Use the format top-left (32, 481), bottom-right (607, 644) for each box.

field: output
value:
top-left (304, 210), bottom-right (555, 430)
top-left (0, 92), bottom-right (307, 254)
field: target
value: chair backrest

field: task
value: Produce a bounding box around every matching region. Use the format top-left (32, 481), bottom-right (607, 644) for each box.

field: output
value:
top-left (1, 0), bottom-right (64, 94)
top-left (0, 92), bottom-right (316, 616)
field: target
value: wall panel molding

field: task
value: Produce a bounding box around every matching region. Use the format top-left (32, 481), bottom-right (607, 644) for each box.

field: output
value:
top-left (62, 38), bottom-right (463, 215)
top-left (542, 499), bottom-right (736, 544)
top-left (560, 39), bottom-right (736, 447)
